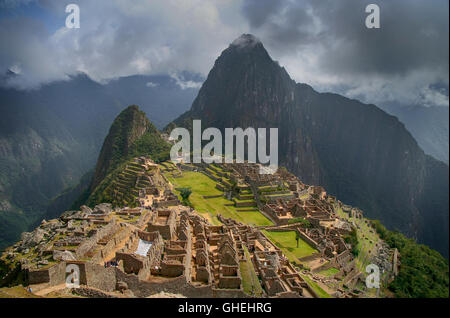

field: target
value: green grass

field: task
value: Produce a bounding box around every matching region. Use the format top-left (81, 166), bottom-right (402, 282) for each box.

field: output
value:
top-left (300, 273), bottom-right (331, 298)
top-left (264, 193), bottom-right (292, 198)
top-left (234, 198), bottom-right (256, 203)
top-left (317, 267), bottom-right (339, 277)
top-left (258, 186), bottom-right (279, 192)
top-left (211, 164), bottom-right (224, 172)
top-left (167, 171), bottom-right (273, 226)
top-left (262, 230), bottom-right (318, 261)
top-left (334, 205), bottom-right (381, 271)
top-left (300, 193), bottom-right (309, 200)
top-left (240, 246), bottom-right (264, 297)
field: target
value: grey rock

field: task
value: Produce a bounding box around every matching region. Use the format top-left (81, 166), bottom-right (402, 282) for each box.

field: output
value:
top-left (80, 205), bottom-right (93, 214)
top-left (21, 228), bottom-right (46, 248)
top-left (116, 281), bottom-right (128, 292)
top-left (93, 203), bottom-right (112, 215)
top-left (53, 250), bottom-right (76, 261)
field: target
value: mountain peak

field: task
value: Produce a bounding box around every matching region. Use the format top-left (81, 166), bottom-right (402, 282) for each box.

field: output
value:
top-left (230, 34), bottom-right (262, 49)
top-left (90, 105), bottom-right (153, 191)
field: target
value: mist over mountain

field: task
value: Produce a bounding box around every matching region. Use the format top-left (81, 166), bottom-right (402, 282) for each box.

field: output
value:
top-left (0, 72), bottom-right (198, 250)
top-left (379, 103), bottom-right (449, 164)
top-left (172, 34), bottom-right (449, 257)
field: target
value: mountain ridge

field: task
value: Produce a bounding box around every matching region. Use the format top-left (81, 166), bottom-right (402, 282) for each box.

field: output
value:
top-left (170, 34), bottom-right (449, 257)
top-left (0, 73), bottom-right (198, 250)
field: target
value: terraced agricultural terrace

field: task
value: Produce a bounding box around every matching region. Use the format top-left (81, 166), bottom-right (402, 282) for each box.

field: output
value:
top-left (0, 158), bottom-right (399, 298)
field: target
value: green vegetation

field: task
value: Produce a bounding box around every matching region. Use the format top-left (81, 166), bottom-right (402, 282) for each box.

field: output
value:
top-left (0, 258), bottom-right (27, 288)
top-left (0, 210), bottom-right (29, 251)
top-left (317, 267), bottom-right (339, 277)
top-left (300, 273), bottom-right (331, 298)
top-left (261, 230), bottom-right (318, 261)
top-left (81, 105), bottom-right (171, 208)
top-left (86, 160), bottom-right (132, 207)
top-left (166, 171), bottom-right (273, 226)
top-left (288, 217), bottom-right (312, 228)
top-left (101, 105), bottom-right (169, 175)
top-left (335, 205), bottom-right (381, 271)
top-left (128, 130), bottom-right (171, 163)
top-left (258, 186), bottom-right (279, 193)
top-left (372, 220), bottom-right (449, 298)
top-left (343, 228), bottom-right (359, 256)
top-left (240, 246), bottom-right (264, 297)
top-left (179, 187), bottom-right (193, 207)
top-left (98, 106), bottom-right (148, 179)
top-left (86, 134), bottom-right (170, 208)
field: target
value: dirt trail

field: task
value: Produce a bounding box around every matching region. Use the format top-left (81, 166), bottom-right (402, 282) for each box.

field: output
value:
top-left (33, 283), bottom-right (67, 296)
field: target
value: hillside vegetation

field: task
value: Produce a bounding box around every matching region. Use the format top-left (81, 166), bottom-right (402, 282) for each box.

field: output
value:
top-left (372, 220), bottom-right (449, 298)
top-left (79, 106), bottom-right (171, 208)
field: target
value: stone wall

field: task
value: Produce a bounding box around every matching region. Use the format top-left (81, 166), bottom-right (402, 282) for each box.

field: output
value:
top-left (27, 262), bottom-right (66, 286)
top-left (116, 253), bottom-right (144, 275)
top-left (75, 222), bottom-right (120, 258)
top-left (147, 210), bottom-right (176, 240)
top-left (296, 229), bottom-right (319, 250)
top-left (85, 263), bottom-right (116, 292)
top-left (91, 225), bottom-right (132, 263)
top-left (335, 250), bottom-right (352, 267)
top-left (312, 259), bottom-right (337, 273)
top-left (27, 268), bottom-right (50, 285)
top-left (114, 269), bottom-right (248, 298)
top-left (234, 200), bottom-right (257, 208)
top-left (161, 261), bottom-right (185, 277)
top-left (72, 286), bottom-right (118, 298)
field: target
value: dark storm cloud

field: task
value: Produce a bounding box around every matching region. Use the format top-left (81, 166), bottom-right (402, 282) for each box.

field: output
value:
top-left (243, 0), bottom-right (449, 76)
top-left (0, 0), bottom-right (447, 107)
top-left (241, 0), bottom-right (449, 106)
top-left (241, 0), bottom-right (449, 107)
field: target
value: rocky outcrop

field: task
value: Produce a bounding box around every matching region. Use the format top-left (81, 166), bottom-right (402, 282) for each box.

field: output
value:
top-left (53, 250), bottom-right (76, 261)
top-left (92, 203), bottom-right (112, 215)
top-left (21, 228), bottom-right (45, 248)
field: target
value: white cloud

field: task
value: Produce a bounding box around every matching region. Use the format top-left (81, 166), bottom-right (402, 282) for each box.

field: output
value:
top-left (0, 0), bottom-right (448, 109)
top-left (170, 73), bottom-right (202, 90)
top-left (241, 0), bottom-right (449, 108)
top-left (0, 0), bottom-right (246, 88)
top-left (145, 81), bottom-right (159, 88)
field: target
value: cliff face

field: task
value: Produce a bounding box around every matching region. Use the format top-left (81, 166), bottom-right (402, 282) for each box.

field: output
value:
top-left (173, 34), bottom-right (449, 256)
top-left (90, 105), bottom-right (153, 191)
top-left (381, 104), bottom-right (449, 164)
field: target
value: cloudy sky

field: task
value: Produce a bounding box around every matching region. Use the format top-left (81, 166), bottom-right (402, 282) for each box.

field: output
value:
top-left (0, 0), bottom-right (448, 108)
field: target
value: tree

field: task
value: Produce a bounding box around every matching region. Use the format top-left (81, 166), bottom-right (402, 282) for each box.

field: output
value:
top-left (180, 187), bottom-right (192, 206)
top-left (295, 231), bottom-right (300, 248)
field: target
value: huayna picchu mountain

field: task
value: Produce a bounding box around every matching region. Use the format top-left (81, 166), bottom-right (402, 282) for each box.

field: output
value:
top-left (171, 34), bottom-right (449, 257)
top-left (83, 105), bottom-right (171, 208)
top-left (91, 105), bottom-right (154, 191)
